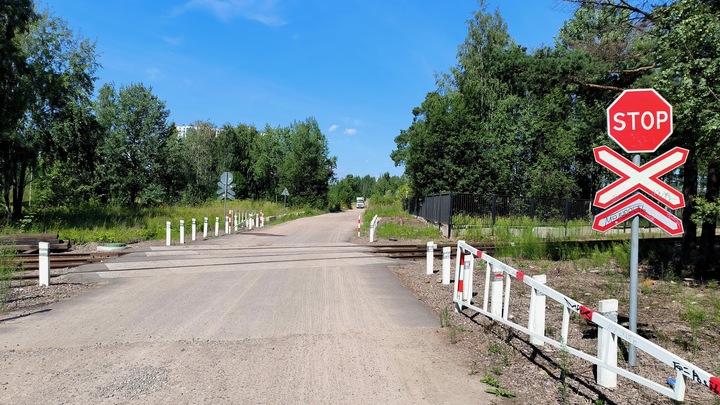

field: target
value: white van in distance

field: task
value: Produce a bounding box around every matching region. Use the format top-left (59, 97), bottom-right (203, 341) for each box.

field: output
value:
top-left (356, 197), bottom-right (365, 209)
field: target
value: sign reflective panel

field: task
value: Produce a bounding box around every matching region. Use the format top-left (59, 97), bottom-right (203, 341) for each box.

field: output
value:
top-left (592, 193), bottom-right (683, 235)
top-left (593, 146), bottom-right (688, 209)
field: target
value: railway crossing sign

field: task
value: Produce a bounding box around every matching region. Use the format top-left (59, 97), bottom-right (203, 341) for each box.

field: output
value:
top-left (595, 88), bottom-right (684, 366)
top-left (593, 88), bottom-right (684, 236)
top-left (592, 193), bottom-right (683, 236)
top-left (593, 146), bottom-right (688, 209)
top-left (607, 88), bottom-right (673, 153)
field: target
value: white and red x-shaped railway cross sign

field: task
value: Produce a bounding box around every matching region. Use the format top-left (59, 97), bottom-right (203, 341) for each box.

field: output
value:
top-left (593, 145), bottom-right (689, 209)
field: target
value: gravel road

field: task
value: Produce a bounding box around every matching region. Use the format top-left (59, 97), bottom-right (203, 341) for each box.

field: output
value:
top-left (0, 210), bottom-right (494, 404)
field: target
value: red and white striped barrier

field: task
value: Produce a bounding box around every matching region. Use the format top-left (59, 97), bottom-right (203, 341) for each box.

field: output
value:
top-left (357, 215), bottom-right (361, 237)
top-left (452, 240), bottom-right (720, 401)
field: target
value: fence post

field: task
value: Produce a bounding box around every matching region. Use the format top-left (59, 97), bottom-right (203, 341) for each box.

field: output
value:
top-left (442, 247), bottom-right (451, 285)
top-left (426, 241), bottom-right (437, 275)
top-left (166, 221), bottom-right (171, 246)
top-left (454, 242), bottom-right (464, 311)
top-left (180, 220), bottom-right (185, 244)
top-left (39, 241), bottom-right (50, 287)
top-left (490, 265), bottom-right (503, 317)
top-left (192, 218), bottom-right (197, 241)
top-left (564, 199), bottom-right (570, 237)
top-left (597, 299), bottom-right (619, 388)
top-left (203, 217), bottom-right (208, 239)
top-left (462, 254), bottom-right (473, 303)
top-left (528, 274), bottom-right (547, 346)
top-left (447, 194), bottom-right (453, 238)
top-left (491, 195), bottom-right (497, 230)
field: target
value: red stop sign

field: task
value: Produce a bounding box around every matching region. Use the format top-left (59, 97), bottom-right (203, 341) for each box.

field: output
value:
top-left (606, 89), bottom-right (673, 153)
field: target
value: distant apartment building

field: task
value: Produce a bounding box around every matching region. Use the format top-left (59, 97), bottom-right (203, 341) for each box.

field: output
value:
top-left (176, 125), bottom-right (220, 138)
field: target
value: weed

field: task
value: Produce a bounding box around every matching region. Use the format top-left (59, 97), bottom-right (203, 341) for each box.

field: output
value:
top-left (449, 325), bottom-right (458, 344)
top-left (640, 283), bottom-right (652, 295)
top-left (0, 241), bottom-right (15, 307)
top-left (481, 374), bottom-right (517, 398)
top-left (488, 341), bottom-right (511, 367)
top-left (439, 306), bottom-right (450, 328)
top-left (558, 346), bottom-right (573, 405)
top-left (468, 361), bottom-right (478, 376)
top-left (681, 302), bottom-right (708, 330)
top-left (480, 374), bottom-right (501, 388)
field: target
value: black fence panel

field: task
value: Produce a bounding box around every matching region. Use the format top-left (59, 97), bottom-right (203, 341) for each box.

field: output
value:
top-left (405, 194), bottom-right (598, 230)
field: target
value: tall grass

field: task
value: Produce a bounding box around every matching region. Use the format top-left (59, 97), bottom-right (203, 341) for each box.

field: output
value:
top-left (0, 241), bottom-right (15, 307)
top-left (363, 200), bottom-right (443, 240)
top-left (3, 200), bottom-right (319, 245)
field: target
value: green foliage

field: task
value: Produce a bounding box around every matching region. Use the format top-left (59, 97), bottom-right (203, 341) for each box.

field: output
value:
top-left (0, 241), bottom-right (16, 307)
top-left (280, 118), bottom-right (336, 209)
top-left (481, 374), bottom-right (517, 398)
top-left (1, 6), bottom-right (99, 221)
top-left (95, 82), bottom-right (177, 206)
top-left (11, 200), bottom-right (300, 244)
top-left (439, 306), bottom-right (451, 328)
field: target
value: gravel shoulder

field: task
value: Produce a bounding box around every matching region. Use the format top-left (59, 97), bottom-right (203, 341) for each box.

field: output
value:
top-left (384, 245), bottom-right (720, 404)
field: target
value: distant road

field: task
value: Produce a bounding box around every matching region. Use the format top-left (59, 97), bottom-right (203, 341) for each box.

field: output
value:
top-left (0, 209), bottom-right (493, 404)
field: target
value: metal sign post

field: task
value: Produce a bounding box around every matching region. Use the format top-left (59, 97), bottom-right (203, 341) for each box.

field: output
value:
top-left (217, 172), bottom-right (236, 226)
top-left (281, 188), bottom-right (290, 214)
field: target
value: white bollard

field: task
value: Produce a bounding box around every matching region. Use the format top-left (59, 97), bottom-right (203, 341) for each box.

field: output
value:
top-left (597, 299), bottom-right (619, 388)
top-left (490, 266), bottom-right (504, 317)
top-left (215, 217), bottom-right (219, 237)
top-left (180, 220), bottom-right (185, 244)
top-left (255, 212), bottom-right (259, 228)
top-left (39, 241), bottom-right (50, 287)
top-left (203, 217), bottom-right (208, 239)
top-left (426, 241), bottom-right (437, 275)
top-left (462, 254), bottom-right (473, 302)
top-left (442, 247), bottom-right (451, 285)
top-left (166, 221), bottom-right (171, 246)
top-left (528, 274), bottom-right (547, 346)
top-left (234, 213), bottom-right (238, 232)
top-left (192, 218), bottom-right (197, 241)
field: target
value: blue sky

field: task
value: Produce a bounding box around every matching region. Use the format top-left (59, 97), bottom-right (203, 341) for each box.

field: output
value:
top-left (45, 0), bottom-right (574, 179)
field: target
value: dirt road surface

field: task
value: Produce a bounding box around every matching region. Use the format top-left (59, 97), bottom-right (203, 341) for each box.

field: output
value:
top-left (0, 210), bottom-right (495, 404)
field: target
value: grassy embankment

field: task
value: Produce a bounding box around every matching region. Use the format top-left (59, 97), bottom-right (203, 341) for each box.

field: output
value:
top-left (1, 200), bottom-right (323, 245)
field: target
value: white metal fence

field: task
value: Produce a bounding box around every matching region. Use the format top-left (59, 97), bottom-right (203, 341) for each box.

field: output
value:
top-left (451, 240), bottom-right (720, 402)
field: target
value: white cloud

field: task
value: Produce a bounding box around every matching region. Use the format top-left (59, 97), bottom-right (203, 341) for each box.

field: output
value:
top-left (344, 128), bottom-right (358, 136)
top-left (328, 124), bottom-right (339, 133)
top-left (146, 68), bottom-right (161, 80)
top-left (178, 0), bottom-right (286, 26)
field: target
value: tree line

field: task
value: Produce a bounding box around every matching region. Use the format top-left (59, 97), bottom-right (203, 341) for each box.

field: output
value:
top-left (0, 2), bottom-right (341, 222)
top-left (392, 0), bottom-right (720, 271)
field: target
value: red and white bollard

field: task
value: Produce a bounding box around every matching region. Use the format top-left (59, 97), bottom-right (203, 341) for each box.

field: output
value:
top-left (260, 211), bottom-right (264, 227)
top-left (357, 215), bottom-right (361, 237)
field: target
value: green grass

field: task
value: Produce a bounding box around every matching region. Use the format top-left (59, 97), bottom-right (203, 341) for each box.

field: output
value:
top-left (3, 200), bottom-right (321, 245)
top-left (362, 201), bottom-right (442, 240)
top-left (0, 241), bottom-right (15, 307)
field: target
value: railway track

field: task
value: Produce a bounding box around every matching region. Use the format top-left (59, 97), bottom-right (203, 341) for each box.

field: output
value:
top-left (371, 244), bottom-right (495, 259)
top-left (12, 251), bottom-right (131, 280)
